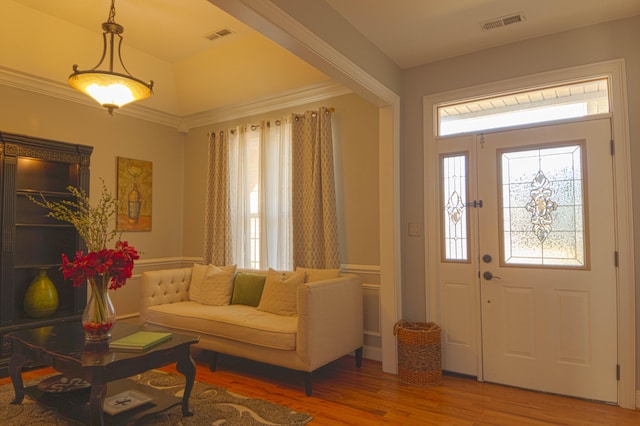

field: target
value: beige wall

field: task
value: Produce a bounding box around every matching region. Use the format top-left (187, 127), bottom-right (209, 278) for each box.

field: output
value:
top-left (0, 84), bottom-right (380, 348)
top-left (182, 92), bottom-right (380, 267)
top-left (0, 85), bottom-right (185, 315)
top-left (401, 15), bottom-right (640, 387)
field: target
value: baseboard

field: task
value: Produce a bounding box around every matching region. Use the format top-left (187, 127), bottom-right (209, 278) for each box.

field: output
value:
top-left (635, 390), bottom-right (640, 409)
top-left (363, 345), bottom-right (382, 362)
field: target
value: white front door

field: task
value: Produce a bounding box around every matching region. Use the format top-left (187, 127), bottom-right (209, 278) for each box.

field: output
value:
top-left (438, 119), bottom-right (618, 402)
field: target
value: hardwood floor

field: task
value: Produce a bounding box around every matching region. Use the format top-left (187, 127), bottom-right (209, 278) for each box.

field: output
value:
top-left (3, 352), bottom-right (639, 425)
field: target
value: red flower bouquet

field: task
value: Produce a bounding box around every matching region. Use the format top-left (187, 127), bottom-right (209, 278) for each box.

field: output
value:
top-left (61, 241), bottom-right (140, 290)
top-left (61, 241), bottom-right (139, 340)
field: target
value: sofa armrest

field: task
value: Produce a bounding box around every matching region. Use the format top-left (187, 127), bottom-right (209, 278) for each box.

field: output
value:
top-left (296, 274), bottom-right (364, 370)
top-left (140, 267), bottom-right (192, 310)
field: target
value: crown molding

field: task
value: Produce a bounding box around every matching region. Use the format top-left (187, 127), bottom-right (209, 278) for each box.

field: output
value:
top-left (0, 66), bottom-right (183, 128)
top-left (0, 66), bottom-right (351, 133)
top-left (180, 80), bottom-right (351, 130)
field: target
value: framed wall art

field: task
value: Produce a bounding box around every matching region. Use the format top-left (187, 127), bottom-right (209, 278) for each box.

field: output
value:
top-left (117, 157), bottom-right (152, 231)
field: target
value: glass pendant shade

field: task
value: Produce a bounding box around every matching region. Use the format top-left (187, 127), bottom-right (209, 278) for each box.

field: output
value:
top-left (69, 0), bottom-right (153, 114)
top-left (69, 70), bottom-right (153, 113)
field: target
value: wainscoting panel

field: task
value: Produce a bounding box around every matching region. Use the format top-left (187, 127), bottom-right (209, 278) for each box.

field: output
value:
top-left (343, 264), bottom-right (381, 361)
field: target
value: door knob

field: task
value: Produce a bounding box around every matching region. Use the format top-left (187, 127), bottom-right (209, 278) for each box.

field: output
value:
top-left (483, 271), bottom-right (501, 280)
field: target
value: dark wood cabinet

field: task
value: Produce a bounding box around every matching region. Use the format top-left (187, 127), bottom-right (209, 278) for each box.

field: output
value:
top-left (0, 132), bottom-right (92, 375)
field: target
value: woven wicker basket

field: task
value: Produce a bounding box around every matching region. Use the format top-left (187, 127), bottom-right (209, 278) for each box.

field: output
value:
top-left (393, 321), bottom-right (442, 386)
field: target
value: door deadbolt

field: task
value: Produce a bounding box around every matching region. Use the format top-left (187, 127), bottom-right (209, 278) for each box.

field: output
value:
top-left (482, 254), bottom-right (492, 263)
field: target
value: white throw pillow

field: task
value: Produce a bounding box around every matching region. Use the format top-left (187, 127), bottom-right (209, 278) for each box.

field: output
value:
top-left (189, 263), bottom-right (209, 302)
top-left (257, 268), bottom-right (305, 316)
top-left (199, 264), bottom-right (237, 306)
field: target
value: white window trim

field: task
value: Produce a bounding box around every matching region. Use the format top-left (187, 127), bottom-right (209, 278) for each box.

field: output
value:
top-left (423, 59), bottom-right (635, 409)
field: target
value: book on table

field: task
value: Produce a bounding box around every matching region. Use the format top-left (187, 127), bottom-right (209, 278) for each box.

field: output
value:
top-left (109, 331), bottom-right (172, 352)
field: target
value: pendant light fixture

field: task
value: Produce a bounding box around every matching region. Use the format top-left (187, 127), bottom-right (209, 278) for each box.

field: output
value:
top-left (69, 0), bottom-right (154, 114)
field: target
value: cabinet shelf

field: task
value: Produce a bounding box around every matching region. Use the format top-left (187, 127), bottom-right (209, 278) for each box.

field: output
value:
top-left (17, 189), bottom-right (75, 197)
top-left (15, 223), bottom-right (74, 228)
top-left (14, 264), bottom-right (62, 270)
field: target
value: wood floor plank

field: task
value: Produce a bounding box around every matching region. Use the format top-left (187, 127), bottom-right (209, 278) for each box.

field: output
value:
top-left (3, 353), bottom-right (639, 425)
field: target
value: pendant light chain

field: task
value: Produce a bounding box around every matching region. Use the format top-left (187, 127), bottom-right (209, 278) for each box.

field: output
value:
top-left (107, 0), bottom-right (116, 24)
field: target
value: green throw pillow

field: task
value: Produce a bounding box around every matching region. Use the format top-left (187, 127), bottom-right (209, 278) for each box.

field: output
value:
top-left (231, 272), bottom-right (267, 306)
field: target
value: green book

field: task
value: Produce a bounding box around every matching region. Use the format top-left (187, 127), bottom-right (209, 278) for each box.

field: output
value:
top-left (109, 331), bottom-right (172, 352)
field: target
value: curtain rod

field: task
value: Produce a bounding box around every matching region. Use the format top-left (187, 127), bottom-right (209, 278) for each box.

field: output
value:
top-left (208, 106), bottom-right (335, 137)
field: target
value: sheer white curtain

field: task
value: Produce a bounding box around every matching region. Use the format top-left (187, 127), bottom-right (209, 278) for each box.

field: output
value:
top-left (261, 119), bottom-right (293, 269)
top-left (227, 120), bottom-right (292, 270)
top-left (204, 108), bottom-right (338, 270)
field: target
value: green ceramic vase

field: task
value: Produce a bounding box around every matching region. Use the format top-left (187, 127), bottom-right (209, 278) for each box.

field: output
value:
top-left (24, 270), bottom-right (59, 318)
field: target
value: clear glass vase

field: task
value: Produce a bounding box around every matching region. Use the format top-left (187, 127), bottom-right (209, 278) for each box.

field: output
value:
top-left (82, 274), bottom-right (116, 342)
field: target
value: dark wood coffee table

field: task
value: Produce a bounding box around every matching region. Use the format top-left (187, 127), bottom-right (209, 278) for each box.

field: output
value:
top-left (6, 322), bottom-right (199, 425)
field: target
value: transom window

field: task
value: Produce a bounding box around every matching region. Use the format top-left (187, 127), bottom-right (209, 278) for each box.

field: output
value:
top-left (437, 78), bottom-right (609, 136)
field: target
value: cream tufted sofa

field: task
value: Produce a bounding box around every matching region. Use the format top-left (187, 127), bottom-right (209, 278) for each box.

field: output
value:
top-left (139, 267), bottom-right (363, 395)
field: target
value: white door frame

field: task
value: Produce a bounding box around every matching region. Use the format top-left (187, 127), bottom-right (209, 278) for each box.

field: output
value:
top-left (423, 59), bottom-right (636, 409)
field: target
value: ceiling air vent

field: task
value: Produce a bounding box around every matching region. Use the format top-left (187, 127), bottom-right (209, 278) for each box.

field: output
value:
top-left (204, 28), bottom-right (233, 41)
top-left (481, 13), bottom-right (525, 31)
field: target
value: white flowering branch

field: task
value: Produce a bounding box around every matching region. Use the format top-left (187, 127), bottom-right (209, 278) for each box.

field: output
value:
top-left (28, 179), bottom-right (120, 252)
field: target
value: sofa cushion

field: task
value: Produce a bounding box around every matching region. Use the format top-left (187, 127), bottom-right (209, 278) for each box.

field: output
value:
top-left (231, 272), bottom-right (266, 306)
top-left (296, 267), bottom-right (341, 283)
top-left (144, 302), bottom-right (297, 350)
top-left (200, 264), bottom-right (237, 306)
top-left (257, 268), bottom-right (305, 316)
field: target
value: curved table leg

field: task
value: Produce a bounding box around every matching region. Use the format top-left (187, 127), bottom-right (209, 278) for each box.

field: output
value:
top-left (176, 354), bottom-right (196, 417)
top-left (8, 350), bottom-right (28, 404)
top-left (89, 382), bottom-right (108, 426)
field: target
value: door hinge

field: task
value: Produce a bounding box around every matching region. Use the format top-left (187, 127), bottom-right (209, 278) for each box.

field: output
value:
top-left (614, 251), bottom-right (619, 267)
top-left (616, 364), bottom-right (620, 380)
top-left (465, 200), bottom-right (483, 208)
top-left (611, 139), bottom-right (615, 155)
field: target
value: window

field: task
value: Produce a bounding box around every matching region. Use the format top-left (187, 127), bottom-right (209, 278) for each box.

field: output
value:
top-left (500, 143), bottom-right (586, 266)
top-left (441, 153), bottom-right (469, 261)
top-left (228, 121), bottom-right (292, 270)
top-left (437, 78), bottom-right (609, 136)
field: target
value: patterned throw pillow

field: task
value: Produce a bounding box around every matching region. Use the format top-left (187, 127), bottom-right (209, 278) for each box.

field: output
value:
top-left (257, 268), bottom-right (305, 316)
top-left (198, 264), bottom-right (237, 306)
top-left (200, 265), bottom-right (236, 306)
top-left (189, 263), bottom-right (208, 302)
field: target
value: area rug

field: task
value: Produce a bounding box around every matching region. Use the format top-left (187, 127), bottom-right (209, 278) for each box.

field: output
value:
top-left (0, 370), bottom-right (313, 425)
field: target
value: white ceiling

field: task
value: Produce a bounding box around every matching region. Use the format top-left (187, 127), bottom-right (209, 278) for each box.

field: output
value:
top-left (325, 0), bottom-right (640, 69)
top-left (6, 0), bottom-right (640, 117)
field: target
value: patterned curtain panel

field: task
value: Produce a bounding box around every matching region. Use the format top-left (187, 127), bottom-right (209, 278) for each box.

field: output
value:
top-left (203, 131), bottom-right (232, 265)
top-left (291, 107), bottom-right (340, 268)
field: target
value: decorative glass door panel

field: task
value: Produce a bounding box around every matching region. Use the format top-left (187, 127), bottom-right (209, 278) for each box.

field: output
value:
top-left (441, 154), bottom-right (469, 262)
top-left (500, 144), bottom-right (587, 267)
